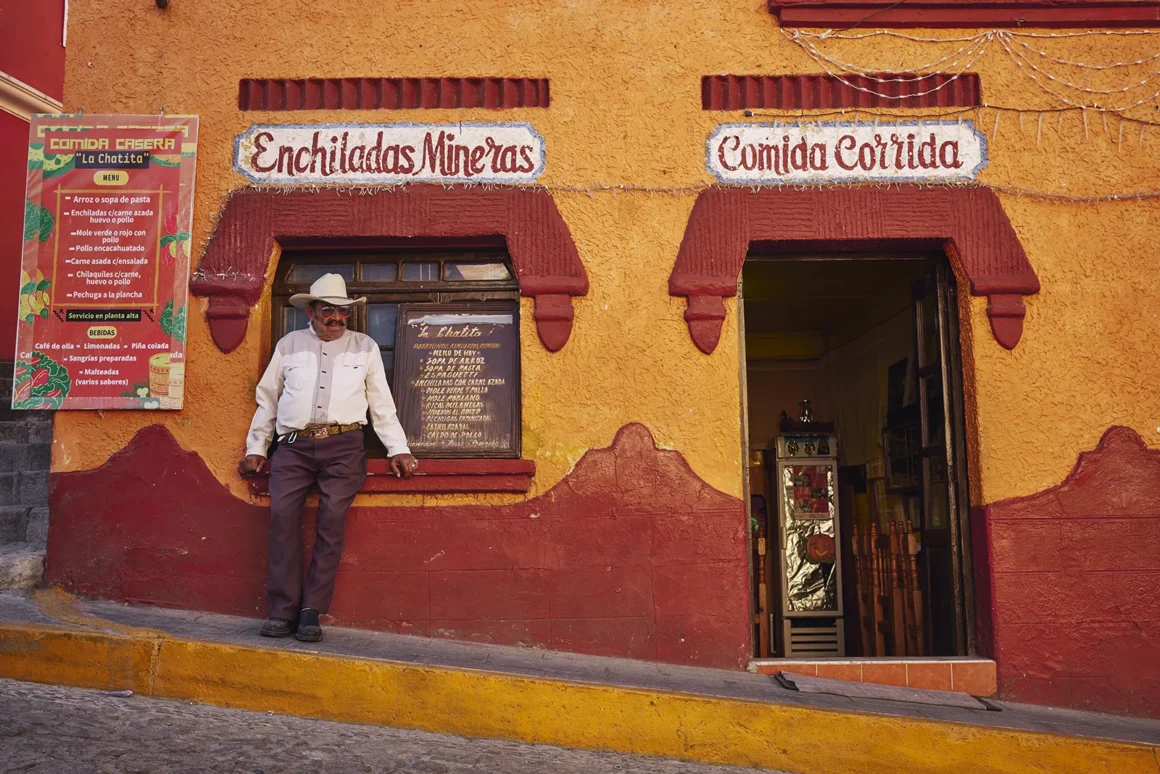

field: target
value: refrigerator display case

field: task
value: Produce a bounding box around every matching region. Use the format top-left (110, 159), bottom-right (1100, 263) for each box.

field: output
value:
top-left (774, 433), bottom-right (844, 657)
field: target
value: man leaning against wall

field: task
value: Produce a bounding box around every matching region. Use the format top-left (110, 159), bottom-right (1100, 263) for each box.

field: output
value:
top-left (238, 273), bottom-right (418, 642)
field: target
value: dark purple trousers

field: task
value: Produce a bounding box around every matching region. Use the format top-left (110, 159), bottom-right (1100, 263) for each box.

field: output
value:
top-left (266, 430), bottom-right (367, 620)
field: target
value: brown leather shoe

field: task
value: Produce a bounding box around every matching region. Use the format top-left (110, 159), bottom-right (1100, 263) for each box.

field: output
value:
top-left (260, 617), bottom-right (295, 638)
top-left (294, 608), bottom-right (322, 642)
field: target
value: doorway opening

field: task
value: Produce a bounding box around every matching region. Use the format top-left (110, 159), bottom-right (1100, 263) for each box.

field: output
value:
top-left (742, 252), bottom-right (974, 660)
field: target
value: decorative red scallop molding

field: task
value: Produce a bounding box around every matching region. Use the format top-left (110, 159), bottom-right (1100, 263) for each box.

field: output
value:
top-left (190, 186), bottom-right (587, 353)
top-left (238, 77), bottom-right (550, 111)
top-left (668, 185), bottom-right (1039, 353)
top-left (768, 0), bottom-right (1160, 28)
top-left (702, 74), bottom-right (982, 111)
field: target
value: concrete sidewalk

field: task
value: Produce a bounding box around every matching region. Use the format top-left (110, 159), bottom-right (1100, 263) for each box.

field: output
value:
top-left (0, 590), bottom-right (1157, 773)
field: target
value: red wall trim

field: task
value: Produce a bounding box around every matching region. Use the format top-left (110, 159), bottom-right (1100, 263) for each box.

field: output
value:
top-left (769, 0), bottom-right (1160, 28)
top-left (46, 423), bottom-right (752, 670)
top-left (978, 426), bottom-right (1160, 717)
top-left (238, 77), bottom-right (550, 111)
top-left (245, 458), bottom-right (537, 495)
top-left (668, 185), bottom-right (1039, 353)
top-left (190, 186), bottom-right (588, 353)
top-left (702, 74), bottom-right (982, 111)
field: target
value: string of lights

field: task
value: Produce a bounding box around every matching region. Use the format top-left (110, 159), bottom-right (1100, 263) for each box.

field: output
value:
top-left (548, 182), bottom-right (1160, 203)
top-left (793, 28), bottom-right (1160, 42)
top-left (188, 176), bottom-right (1160, 268)
top-left (191, 180), bottom-right (1160, 204)
top-left (740, 103), bottom-right (1160, 135)
top-left (784, 27), bottom-right (1160, 114)
top-left (801, 29), bottom-right (984, 43)
top-left (1004, 34), bottom-right (1160, 71)
top-left (792, 35), bottom-right (992, 79)
top-left (791, 35), bottom-right (991, 99)
top-left (995, 35), bottom-right (1160, 112)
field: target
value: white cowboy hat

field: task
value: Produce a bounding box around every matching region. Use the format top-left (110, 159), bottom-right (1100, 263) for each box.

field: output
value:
top-left (289, 273), bottom-right (367, 309)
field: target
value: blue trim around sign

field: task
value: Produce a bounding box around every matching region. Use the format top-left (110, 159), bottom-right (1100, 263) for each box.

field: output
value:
top-left (704, 120), bottom-right (989, 186)
top-left (232, 121), bottom-right (546, 185)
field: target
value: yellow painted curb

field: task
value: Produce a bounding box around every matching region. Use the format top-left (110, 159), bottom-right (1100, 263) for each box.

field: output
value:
top-left (0, 624), bottom-right (158, 694)
top-left (0, 623), bottom-right (1156, 774)
top-left (28, 588), bottom-right (170, 639)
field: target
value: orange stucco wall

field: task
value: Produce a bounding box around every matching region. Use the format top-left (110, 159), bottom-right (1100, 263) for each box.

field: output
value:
top-left (55, 0), bottom-right (1160, 509)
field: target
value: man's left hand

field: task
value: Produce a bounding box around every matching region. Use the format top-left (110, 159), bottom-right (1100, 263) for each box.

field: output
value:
top-left (389, 453), bottom-right (419, 478)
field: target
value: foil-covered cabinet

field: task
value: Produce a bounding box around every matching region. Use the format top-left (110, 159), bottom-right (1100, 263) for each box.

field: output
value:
top-left (774, 433), bottom-right (844, 657)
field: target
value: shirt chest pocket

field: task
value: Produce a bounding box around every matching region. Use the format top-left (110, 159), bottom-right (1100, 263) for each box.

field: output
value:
top-left (331, 362), bottom-right (366, 403)
top-left (277, 353), bottom-right (317, 430)
top-left (282, 362), bottom-right (315, 392)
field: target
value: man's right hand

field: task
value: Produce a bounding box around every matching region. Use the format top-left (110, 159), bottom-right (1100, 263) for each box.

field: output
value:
top-left (238, 454), bottom-right (269, 476)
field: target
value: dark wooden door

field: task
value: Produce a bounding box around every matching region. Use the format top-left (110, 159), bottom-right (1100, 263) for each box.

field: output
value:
top-left (913, 263), bottom-right (973, 656)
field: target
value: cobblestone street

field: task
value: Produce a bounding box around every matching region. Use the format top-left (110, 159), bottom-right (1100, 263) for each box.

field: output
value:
top-left (0, 679), bottom-right (776, 774)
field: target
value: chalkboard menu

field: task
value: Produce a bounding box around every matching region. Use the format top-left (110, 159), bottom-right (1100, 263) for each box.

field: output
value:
top-left (393, 303), bottom-right (520, 458)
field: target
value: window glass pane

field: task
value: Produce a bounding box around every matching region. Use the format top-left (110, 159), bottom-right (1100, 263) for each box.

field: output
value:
top-left (367, 304), bottom-right (399, 347)
top-left (289, 264), bottom-right (354, 283)
top-left (282, 306), bottom-right (309, 334)
top-left (401, 262), bottom-right (439, 281)
top-left (361, 263), bottom-right (397, 282)
top-left (444, 262), bottom-right (511, 281)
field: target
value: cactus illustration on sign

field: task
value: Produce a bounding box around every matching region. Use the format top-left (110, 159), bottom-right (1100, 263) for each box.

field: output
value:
top-left (12, 351), bottom-right (71, 410)
top-left (23, 198), bottom-right (54, 243)
top-left (160, 299), bottom-right (186, 343)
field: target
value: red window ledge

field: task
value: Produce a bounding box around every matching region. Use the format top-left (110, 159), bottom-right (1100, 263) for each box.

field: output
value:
top-left (768, 0), bottom-right (1160, 28)
top-left (245, 459), bottom-right (536, 496)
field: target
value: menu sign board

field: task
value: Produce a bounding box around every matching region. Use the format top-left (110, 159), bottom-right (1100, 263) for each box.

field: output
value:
top-left (393, 304), bottom-right (519, 457)
top-left (16, 115), bottom-right (198, 410)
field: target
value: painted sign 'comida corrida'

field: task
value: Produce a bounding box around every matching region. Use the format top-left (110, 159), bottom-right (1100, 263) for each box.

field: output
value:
top-left (234, 123), bottom-right (545, 185)
top-left (707, 122), bottom-right (987, 184)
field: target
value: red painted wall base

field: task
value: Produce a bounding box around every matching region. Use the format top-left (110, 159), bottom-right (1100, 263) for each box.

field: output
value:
top-left (46, 423), bottom-right (751, 669)
top-left (976, 426), bottom-right (1160, 718)
top-left (44, 420), bottom-right (1160, 707)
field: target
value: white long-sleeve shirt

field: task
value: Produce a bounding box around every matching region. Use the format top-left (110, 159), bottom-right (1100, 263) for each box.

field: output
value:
top-left (245, 326), bottom-right (411, 457)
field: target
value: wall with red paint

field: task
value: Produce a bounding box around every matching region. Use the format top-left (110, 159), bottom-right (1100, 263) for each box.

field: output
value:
top-left (47, 423), bottom-right (751, 669)
top-left (0, 112), bottom-right (31, 357)
top-left (0, 1), bottom-right (65, 97)
top-left (0, 0), bottom-right (65, 360)
top-left (976, 427), bottom-right (1160, 717)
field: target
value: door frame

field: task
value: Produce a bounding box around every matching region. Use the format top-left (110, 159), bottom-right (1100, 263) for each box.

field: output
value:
top-left (737, 275), bottom-right (758, 658)
top-left (913, 262), bottom-right (976, 656)
top-left (738, 250), bottom-right (977, 658)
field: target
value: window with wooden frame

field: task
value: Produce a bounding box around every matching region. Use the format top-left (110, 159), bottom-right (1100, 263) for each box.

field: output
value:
top-left (272, 248), bottom-right (521, 458)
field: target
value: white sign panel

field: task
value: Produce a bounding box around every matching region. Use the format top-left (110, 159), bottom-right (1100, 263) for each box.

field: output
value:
top-left (707, 121), bottom-right (987, 185)
top-left (234, 123), bottom-right (545, 185)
